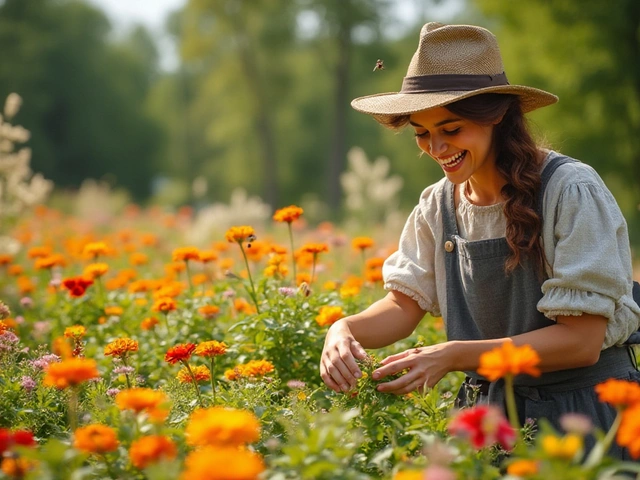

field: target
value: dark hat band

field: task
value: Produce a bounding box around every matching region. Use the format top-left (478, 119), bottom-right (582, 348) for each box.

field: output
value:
top-left (400, 72), bottom-right (509, 93)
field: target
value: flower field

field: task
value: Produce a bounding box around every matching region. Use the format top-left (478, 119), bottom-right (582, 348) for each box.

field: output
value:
top-left (1, 204), bottom-right (640, 480)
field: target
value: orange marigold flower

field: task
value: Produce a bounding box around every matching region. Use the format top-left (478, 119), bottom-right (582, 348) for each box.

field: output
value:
top-left (177, 364), bottom-right (211, 383)
top-left (192, 273), bottom-right (208, 286)
top-left (0, 254), bottom-right (13, 265)
top-left (225, 226), bottom-right (256, 244)
top-left (365, 268), bottom-right (383, 283)
top-left (141, 317), bottom-right (159, 330)
top-left (104, 306), bottom-right (124, 316)
top-left (180, 446), bottom-right (264, 480)
top-left (506, 459), bottom-right (540, 477)
top-left (172, 246), bottom-right (200, 262)
top-left (165, 343), bottom-right (196, 364)
top-left (233, 298), bottom-right (257, 315)
top-left (62, 276), bottom-right (94, 297)
top-left (197, 305), bottom-right (221, 318)
top-left (392, 471), bottom-right (424, 480)
top-left (43, 358), bottom-right (100, 389)
top-left (7, 264), bottom-right (23, 276)
top-left (104, 338), bottom-right (139, 357)
top-left (273, 205), bottom-right (303, 223)
top-left (477, 342), bottom-right (541, 381)
top-left (52, 336), bottom-right (73, 359)
top-left (129, 435), bottom-right (177, 470)
top-left (115, 388), bottom-right (168, 413)
top-left (185, 407), bottom-right (260, 447)
top-left (84, 262), bottom-right (109, 278)
top-left (199, 250), bottom-right (218, 263)
top-left (17, 275), bottom-right (36, 294)
top-left (195, 340), bottom-right (228, 357)
top-left (1, 457), bottom-right (35, 477)
top-left (594, 379), bottom-right (640, 408)
top-left (351, 236), bottom-right (374, 250)
top-left (301, 243), bottom-right (329, 255)
top-left (129, 252), bottom-right (149, 266)
top-left (152, 296), bottom-right (177, 313)
top-left (315, 306), bottom-right (345, 327)
top-left (27, 246), bottom-right (52, 258)
top-left (366, 257), bottom-right (385, 269)
top-left (140, 233), bottom-right (158, 247)
top-left (153, 282), bottom-right (184, 299)
top-left (83, 242), bottom-right (109, 258)
top-left (617, 403), bottom-right (640, 459)
top-left (64, 325), bottom-right (86, 338)
top-left (73, 424), bottom-right (119, 454)
top-left (35, 254), bottom-right (67, 269)
top-left (242, 359), bottom-right (275, 377)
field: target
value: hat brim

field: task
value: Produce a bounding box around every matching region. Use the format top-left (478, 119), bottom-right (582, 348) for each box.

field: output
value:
top-left (351, 85), bottom-right (558, 124)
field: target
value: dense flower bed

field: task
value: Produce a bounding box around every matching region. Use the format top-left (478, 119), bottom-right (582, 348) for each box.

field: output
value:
top-left (0, 205), bottom-right (639, 479)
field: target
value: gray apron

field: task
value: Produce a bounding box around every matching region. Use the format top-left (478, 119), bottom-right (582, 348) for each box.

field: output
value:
top-left (444, 155), bottom-right (640, 459)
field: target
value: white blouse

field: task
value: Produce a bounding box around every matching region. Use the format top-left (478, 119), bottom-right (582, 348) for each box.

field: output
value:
top-left (383, 151), bottom-right (640, 349)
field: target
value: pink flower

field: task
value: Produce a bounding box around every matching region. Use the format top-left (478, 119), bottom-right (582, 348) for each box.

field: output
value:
top-left (448, 405), bottom-right (516, 450)
top-left (424, 465), bottom-right (456, 480)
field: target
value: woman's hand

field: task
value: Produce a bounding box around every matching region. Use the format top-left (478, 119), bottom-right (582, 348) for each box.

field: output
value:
top-left (371, 343), bottom-right (453, 395)
top-left (320, 319), bottom-right (369, 393)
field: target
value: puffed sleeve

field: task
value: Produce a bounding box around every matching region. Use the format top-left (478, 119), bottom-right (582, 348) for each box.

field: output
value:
top-left (383, 187), bottom-right (439, 315)
top-left (538, 165), bottom-right (640, 348)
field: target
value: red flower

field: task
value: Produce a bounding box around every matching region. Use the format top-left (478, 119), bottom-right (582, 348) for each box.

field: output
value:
top-left (448, 405), bottom-right (516, 451)
top-left (0, 429), bottom-right (35, 455)
top-left (62, 277), bottom-right (94, 298)
top-left (164, 343), bottom-right (196, 364)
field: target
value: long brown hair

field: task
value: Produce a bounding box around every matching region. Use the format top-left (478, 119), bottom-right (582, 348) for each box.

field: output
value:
top-left (381, 94), bottom-right (544, 274)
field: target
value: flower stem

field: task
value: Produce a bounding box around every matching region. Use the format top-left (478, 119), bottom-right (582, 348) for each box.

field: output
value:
top-left (504, 374), bottom-right (521, 433)
top-left (584, 407), bottom-right (623, 468)
top-left (185, 260), bottom-right (193, 293)
top-left (184, 362), bottom-right (204, 407)
top-left (68, 386), bottom-right (79, 431)
top-left (311, 253), bottom-right (318, 285)
top-left (122, 357), bottom-right (132, 389)
top-left (238, 243), bottom-right (260, 313)
top-left (210, 357), bottom-right (217, 404)
top-left (287, 222), bottom-right (297, 281)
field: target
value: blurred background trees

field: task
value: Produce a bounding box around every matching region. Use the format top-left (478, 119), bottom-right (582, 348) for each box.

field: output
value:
top-left (0, 0), bottom-right (638, 242)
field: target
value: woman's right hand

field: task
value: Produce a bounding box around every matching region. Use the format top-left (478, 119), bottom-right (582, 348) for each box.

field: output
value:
top-left (320, 319), bottom-right (369, 393)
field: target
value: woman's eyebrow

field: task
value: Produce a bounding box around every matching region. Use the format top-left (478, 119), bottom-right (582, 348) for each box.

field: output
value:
top-left (409, 118), bottom-right (462, 128)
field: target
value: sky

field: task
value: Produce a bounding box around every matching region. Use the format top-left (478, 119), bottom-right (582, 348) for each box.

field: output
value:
top-left (85, 0), bottom-right (463, 70)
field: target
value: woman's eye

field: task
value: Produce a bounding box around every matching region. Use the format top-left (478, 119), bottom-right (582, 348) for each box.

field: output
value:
top-left (443, 127), bottom-right (461, 135)
top-left (414, 131), bottom-right (429, 138)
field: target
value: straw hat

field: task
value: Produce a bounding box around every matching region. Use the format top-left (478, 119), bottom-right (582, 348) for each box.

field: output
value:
top-left (351, 22), bottom-right (558, 124)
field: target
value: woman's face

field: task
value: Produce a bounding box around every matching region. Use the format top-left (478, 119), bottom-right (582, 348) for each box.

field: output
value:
top-left (409, 106), bottom-right (497, 185)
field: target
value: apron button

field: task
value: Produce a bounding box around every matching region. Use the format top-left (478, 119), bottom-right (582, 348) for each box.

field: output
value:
top-left (444, 240), bottom-right (454, 252)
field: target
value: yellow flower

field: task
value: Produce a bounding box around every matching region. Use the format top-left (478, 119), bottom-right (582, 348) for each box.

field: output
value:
top-left (83, 242), bottom-right (109, 258)
top-left (64, 325), bottom-right (86, 338)
top-left (172, 246), bottom-right (201, 262)
top-left (392, 471), bottom-right (423, 480)
top-left (129, 435), bottom-right (177, 469)
top-left (225, 226), bottom-right (256, 244)
top-left (180, 446), bottom-right (264, 480)
top-left (185, 407), bottom-right (260, 447)
top-left (84, 262), bottom-right (109, 278)
top-left (43, 358), bottom-right (100, 388)
top-left (477, 342), bottom-right (541, 381)
top-left (351, 236), bottom-right (374, 250)
top-left (195, 340), bottom-right (228, 357)
top-left (273, 205), bottom-right (303, 223)
top-left (104, 306), bottom-right (124, 316)
top-left (506, 459), bottom-right (539, 477)
top-left (541, 433), bottom-right (583, 460)
top-left (73, 424), bottom-right (119, 454)
top-left (177, 364), bottom-right (211, 383)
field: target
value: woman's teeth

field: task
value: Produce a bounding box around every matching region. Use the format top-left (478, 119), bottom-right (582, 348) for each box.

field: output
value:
top-left (441, 151), bottom-right (465, 168)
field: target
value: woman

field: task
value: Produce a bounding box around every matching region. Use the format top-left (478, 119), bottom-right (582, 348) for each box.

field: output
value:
top-left (320, 22), bottom-right (640, 457)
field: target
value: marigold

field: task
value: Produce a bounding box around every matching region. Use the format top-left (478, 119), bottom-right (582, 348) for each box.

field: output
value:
top-left (83, 242), bottom-right (109, 258)
top-left (594, 378), bottom-right (640, 408)
top-left (35, 254), bottom-right (67, 269)
top-left (315, 305), bottom-right (345, 327)
top-left (129, 279), bottom-right (153, 293)
top-left (1, 457), bottom-right (35, 477)
top-left (198, 305), bottom-right (221, 318)
top-left (225, 359), bottom-right (274, 380)
top-left (104, 338), bottom-right (139, 357)
top-left (27, 246), bottom-right (52, 258)
top-left (185, 407), bottom-right (260, 447)
top-left (365, 257), bottom-right (385, 269)
top-left (7, 264), bottom-right (23, 276)
top-left (165, 343), bottom-right (196, 364)
top-left (152, 296), bottom-right (177, 313)
top-left (141, 317), bottom-right (159, 330)
top-left (617, 403), bottom-right (640, 458)
top-left (273, 205), bottom-right (303, 223)
top-left (195, 340), bottom-right (228, 357)
top-left (199, 250), bottom-right (218, 263)
top-left (180, 446), bottom-right (264, 480)
top-left (115, 388), bottom-right (168, 413)
top-left (0, 254), bottom-right (13, 265)
top-left (352, 236), bottom-right (374, 250)
top-left (84, 262), bottom-right (109, 278)
top-left (178, 364), bottom-right (211, 383)
top-left (301, 243), bottom-right (329, 255)
top-left (129, 252), bottom-right (149, 266)
top-left (104, 306), bottom-right (124, 316)
top-left (233, 298), bottom-right (257, 315)
top-left (129, 435), bottom-right (177, 469)
top-left (73, 424), bottom-right (119, 454)
top-left (62, 276), bottom-right (94, 297)
top-left (506, 460), bottom-right (539, 476)
top-left (17, 275), bottom-right (36, 294)
top-left (172, 246), bottom-right (200, 262)
top-left (64, 325), bottom-right (86, 338)
top-left (392, 471), bottom-right (424, 480)
top-left (225, 226), bottom-right (256, 244)
top-left (43, 357), bottom-right (100, 388)
top-left (477, 342), bottom-right (541, 381)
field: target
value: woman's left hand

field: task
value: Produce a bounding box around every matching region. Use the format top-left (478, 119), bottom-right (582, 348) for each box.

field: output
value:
top-left (372, 343), bottom-right (453, 395)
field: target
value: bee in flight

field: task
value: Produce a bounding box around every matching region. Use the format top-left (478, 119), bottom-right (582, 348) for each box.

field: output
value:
top-left (373, 59), bottom-right (384, 72)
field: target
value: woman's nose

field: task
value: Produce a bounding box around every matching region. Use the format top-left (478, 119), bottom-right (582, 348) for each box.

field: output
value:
top-left (429, 135), bottom-right (447, 156)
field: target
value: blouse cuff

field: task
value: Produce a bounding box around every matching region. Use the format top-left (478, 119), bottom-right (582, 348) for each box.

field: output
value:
top-left (384, 281), bottom-right (439, 315)
top-left (538, 286), bottom-right (616, 321)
